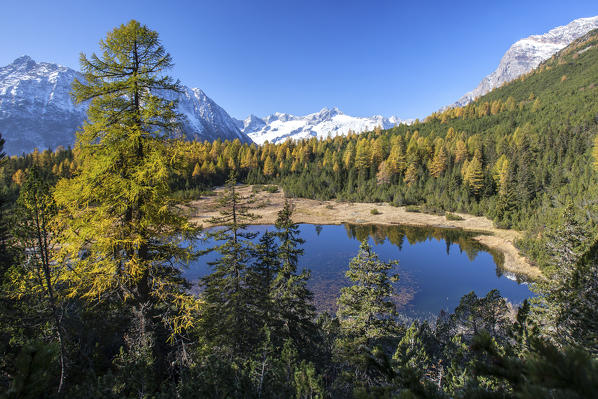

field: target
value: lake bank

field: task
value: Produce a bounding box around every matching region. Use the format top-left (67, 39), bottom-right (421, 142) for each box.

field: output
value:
top-left (188, 185), bottom-right (543, 281)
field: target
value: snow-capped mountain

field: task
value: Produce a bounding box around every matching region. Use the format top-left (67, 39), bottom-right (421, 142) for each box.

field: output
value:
top-left (0, 56), bottom-right (250, 155)
top-left (239, 107), bottom-right (405, 145)
top-left (454, 15), bottom-right (598, 107)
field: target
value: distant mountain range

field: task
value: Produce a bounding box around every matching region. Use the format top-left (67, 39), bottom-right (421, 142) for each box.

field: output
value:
top-left (2, 15), bottom-right (598, 154)
top-left (453, 15), bottom-right (598, 107)
top-left (234, 108), bottom-right (405, 145)
top-left (0, 56), bottom-right (250, 155)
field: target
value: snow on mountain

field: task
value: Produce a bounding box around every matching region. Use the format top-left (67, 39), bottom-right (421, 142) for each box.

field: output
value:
top-left (0, 56), bottom-right (250, 155)
top-left (454, 15), bottom-right (598, 107)
top-left (176, 87), bottom-right (249, 143)
top-left (243, 107), bottom-right (405, 145)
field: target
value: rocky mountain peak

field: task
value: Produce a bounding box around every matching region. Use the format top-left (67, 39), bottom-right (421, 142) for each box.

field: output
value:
top-left (453, 15), bottom-right (598, 107)
top-left (0, 57), bottom-right (251, 154)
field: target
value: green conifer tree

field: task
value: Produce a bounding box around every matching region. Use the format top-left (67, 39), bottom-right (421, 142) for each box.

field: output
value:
top-left (200, 173), bottom-right (260, 355)
top-left (335, 240), bottom-right (399, 388)
top-left (271, 200), bottom-right (316, 352)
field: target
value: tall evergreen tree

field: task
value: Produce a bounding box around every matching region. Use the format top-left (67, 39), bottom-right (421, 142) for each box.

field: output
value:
top-left (335, 240), bottom-right (399, 389)
top-left (271, 200), bottom-right (316, 352)
top-left (52, 20), bottom-right (200, 389)
top-left (247, 230), bottom-right (280, 330)
top-left (200, 172), bottom-right (260, 355)
top-left (535, 203), bottom-right (592, 347)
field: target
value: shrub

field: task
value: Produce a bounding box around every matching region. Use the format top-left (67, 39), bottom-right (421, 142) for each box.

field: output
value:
top-left (446, 212), bottom-right (464, 221)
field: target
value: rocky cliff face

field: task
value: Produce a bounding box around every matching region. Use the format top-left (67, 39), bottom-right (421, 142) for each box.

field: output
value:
top-left (454, 16), bottom-right (598, 106)
top-left (0, 56), bottom-right (250, 155)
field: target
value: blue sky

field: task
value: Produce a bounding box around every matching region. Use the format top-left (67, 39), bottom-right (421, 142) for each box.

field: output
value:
top-left (2, 0), bottom-right (597, 119)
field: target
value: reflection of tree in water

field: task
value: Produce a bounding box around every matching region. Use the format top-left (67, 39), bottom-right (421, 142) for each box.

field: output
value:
top-left (343, 223), bottom-right (521, 281)
top-left (345, 224), bottom-right (481, 259)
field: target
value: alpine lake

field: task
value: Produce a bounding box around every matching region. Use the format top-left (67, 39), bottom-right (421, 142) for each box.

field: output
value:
top-left (184, 223), bottom-right (533, 319)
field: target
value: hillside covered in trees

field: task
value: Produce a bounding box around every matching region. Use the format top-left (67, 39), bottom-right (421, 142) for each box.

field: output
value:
top-left (1, 21), bottom-right (598, 398)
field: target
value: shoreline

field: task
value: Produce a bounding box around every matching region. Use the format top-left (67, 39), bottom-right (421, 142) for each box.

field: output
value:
top-left (188, 185), bottom-right (543, 281)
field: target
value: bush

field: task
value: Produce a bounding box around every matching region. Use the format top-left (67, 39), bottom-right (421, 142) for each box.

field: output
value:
top-left (405, 205), bottom-right (421, 213)
top-left (370, 208), bottom-right (381, 215)
top-left (446, 212), bottom-right (464, 221)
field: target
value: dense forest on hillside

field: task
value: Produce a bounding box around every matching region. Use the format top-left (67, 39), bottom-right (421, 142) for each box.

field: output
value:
top-left (1, 21), bottom-right (598, 398)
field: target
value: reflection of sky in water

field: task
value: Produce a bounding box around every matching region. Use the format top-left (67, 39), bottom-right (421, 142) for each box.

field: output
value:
top-left (185, 224), bottom-right (534, 319)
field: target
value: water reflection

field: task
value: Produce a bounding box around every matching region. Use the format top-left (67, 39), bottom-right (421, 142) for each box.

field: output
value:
top-left (186, 223), bottom-right (533, 319)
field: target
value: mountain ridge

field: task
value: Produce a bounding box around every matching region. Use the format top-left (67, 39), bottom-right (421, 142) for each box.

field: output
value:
top-left (238, 107), bottom-right (407, 145)
top-left (453, 15), bottom-right (598, 107)
top-left (0, 56), bottom-right (250, 155)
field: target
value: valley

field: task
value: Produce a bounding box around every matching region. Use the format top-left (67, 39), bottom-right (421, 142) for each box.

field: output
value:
top-left (2, 10), bottom-right (598, 398)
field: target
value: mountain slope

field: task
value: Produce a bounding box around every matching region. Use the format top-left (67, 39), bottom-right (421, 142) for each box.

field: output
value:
top-left (454, 15), bottom-right (598, 106)
top-left (0, 56), bottom-right (250, 155)
top-left (240, 107), bottom-right (404, 144)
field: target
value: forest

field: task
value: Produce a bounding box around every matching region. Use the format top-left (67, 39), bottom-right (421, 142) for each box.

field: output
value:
top-left (1, 20), bottom-right (598, 398)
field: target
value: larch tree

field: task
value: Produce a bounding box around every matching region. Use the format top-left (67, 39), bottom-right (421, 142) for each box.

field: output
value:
top-left (592, 134), bottom-right (598, 171)
top-left (53, 20), bottom-right (200, 354)
top-left (403, 163), bottom-right (418, 187)
top-left (428, 146), bottom-right (447, 178)
top-left (263, 155), bottom-right (275, 176)
top-left (10, 166), bottom-right (67, 392)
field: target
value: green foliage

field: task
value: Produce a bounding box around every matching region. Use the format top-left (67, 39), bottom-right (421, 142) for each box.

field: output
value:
top-left (335, 241), bottom-right (400, 391)
top-left (200, 173), bottom-right (261, 354)
top-left (4, 343), bottom-right (59, 399)
top-left (445, 212), bottom-right (464, 221)
top-left (271, 200), bottom-right (316, 352)
top-left (2, 23), bottom-right (598, 399)
top-left (54, 20), bottom-right (201, 342)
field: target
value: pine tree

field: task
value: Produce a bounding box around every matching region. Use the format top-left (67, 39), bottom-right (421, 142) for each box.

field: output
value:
top-left (393, 322), bottom-right (430, 373)
top-left (247, 231), bottom-right (280, 329)
top-left (334, 241), bottom-right (399, 390)
top-left (464, 154), bottom-right (484, 195)
top-left (201, 173), bottom-right (260, 355)
top-left (271, 200), bottom-right (316, 352)
top-left (336, 240), bottom-right (398, 344)
top-left (536, 203), bottom-right (593, 350)
top-left (52, 20), bottom-right (200, 357)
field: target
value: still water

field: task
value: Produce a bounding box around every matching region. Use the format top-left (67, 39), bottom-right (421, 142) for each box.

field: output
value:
top-left (184, 224), bottom-right (533, 319)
